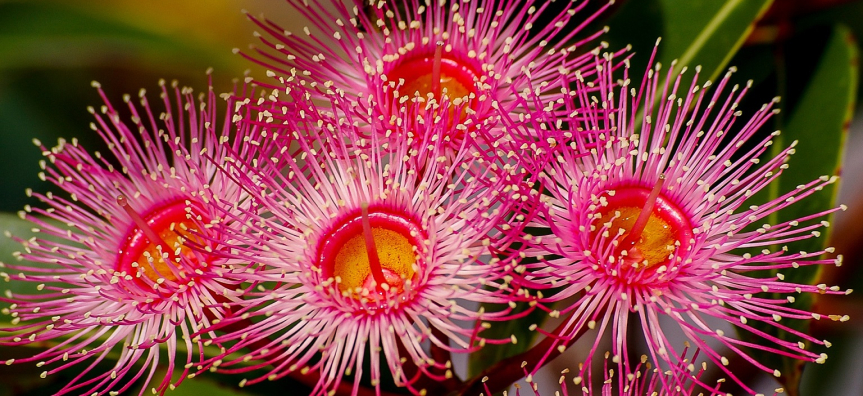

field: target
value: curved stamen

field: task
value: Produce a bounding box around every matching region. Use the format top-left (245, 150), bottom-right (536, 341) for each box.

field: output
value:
top-left (117, 195), bottom-right (175, 262)
top-left (619, 175), bottom-right (666, 250)
top-left (360, 203), bottom-right (388, 290)
top-left (431, 41), bottom-right (444, 99)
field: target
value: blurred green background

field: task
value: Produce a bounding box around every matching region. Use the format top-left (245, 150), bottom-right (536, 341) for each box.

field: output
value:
top-left (0, 0), bottom-right (290, 212)
top-left (1, 0), bottom-right (862, 395)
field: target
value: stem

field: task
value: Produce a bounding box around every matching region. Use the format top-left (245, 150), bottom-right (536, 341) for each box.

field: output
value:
top-left (458, 314), bottom-right (590, 396)
top-left (361, 203), bottom-right (388, 290)
top-left (619, 175), bottom-right (665, 250)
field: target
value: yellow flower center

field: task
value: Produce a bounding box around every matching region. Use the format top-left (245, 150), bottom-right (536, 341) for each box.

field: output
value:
top-left (333, 227), bottom-right (417, 294)
top-left (385, 45), bottom-right (481, 124)
top-left (116, 197), bottom-right (210, 286)
top-left (593, 179), bottom-right (693, 271)
top-left (317, 206), bottom-right (424, 299)
top-left (596, 206), bottom-right (680, 270)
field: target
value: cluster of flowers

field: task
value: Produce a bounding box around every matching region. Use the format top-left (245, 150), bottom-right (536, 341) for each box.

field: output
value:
top-left (0, 0), bottom-right (850, 395)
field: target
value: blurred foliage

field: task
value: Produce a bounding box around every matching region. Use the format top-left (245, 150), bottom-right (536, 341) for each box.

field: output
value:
top-left (467, 300), bottom-right (546, 378)
top-left (0, 0), bottom-right (861, 395)
top-left (0, 0), bottom-right (272, 213)
top-left (735, 24), bottom-right (857, 396)
top-left (604, 0), bottom-right (774, 83)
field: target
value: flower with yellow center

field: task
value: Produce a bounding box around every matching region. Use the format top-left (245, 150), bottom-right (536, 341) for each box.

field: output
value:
top-left (241, 0), bottom-right (619, 156)
top-left (508, 52), bottom-right (849, 394)
top-left (0, 76), bottom-right (268, 396)
top-left (201, 82), bottom-right (531, 395)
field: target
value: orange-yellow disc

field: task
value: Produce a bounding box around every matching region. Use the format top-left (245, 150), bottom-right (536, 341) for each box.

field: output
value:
top-left (133, 220), bottom-right (203, 282)
top-left (333, 227), bottom-right (417, 293)
top-left (597, 206), bottom-right (678, 269)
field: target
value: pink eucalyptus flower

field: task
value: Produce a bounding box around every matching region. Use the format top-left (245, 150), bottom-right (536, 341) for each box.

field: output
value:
top-left (241, 0), bottom-right (618, 151)
top-left (202, 84), bottom-right (533, 396)
top-left (508, 51), bottom-right (848, 394)
top-left (0, 76), bottom-right (267, 395)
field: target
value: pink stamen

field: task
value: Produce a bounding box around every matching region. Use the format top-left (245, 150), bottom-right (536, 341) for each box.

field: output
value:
top-left (117, 195), bottom-right (175, 261)
top-left (620, 175), bottom-right (666, 250)
top-left (360, 203), bottom-right (387, 290)
top-left (431, 41), bottom-right (444, 99)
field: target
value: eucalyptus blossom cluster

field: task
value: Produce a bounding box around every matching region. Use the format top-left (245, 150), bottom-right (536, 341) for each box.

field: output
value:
top-left (0, 1), bottom-right (849, 396)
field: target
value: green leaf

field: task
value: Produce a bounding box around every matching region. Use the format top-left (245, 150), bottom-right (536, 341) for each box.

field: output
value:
top-left (656, 0), bottom-right (774, 82)
top-left (605, 0), bottom-right (772, 82)
top-left (111, 365), bottom-right (261, 396)
top-left (742, 24), bottom-right (857, 396)
top-left (166, 376), bottom-right (258, 396)
top-left (0, 212), bottom-right (56, 308)
top-left (605, 0), bottom-right (774, 134)
top-left (466, 300), bottom-right (546, 378)
top-left (774, 27), bottom-right (856, 226)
